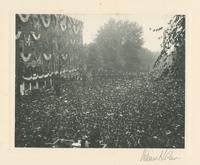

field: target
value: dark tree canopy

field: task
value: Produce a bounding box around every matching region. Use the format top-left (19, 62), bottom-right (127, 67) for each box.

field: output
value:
top-left (153, 15), bottom-right (185, 80)
top-left (84, 19), bottom-right (156, 72)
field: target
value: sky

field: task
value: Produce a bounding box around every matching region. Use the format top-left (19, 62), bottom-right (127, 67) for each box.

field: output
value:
top-left (70, 14), bottom-right (173, 52)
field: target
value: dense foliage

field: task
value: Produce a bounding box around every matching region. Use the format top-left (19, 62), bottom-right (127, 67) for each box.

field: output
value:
top-left (84, 19), bottom-right (157, 72)
top-left (153, 15), bottom-right (185, 80)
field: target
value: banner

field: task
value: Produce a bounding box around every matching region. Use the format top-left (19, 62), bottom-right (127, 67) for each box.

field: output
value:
top-left (16, 14), bottom-right (83, 86)
top-left (18, 14), bottom-right (30, 22)
top-left (40, 15), bottom-right (51, 28)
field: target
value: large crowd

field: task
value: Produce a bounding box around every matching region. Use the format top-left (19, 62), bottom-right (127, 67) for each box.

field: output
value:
top-left (15, 73), bottom-right (184, 148)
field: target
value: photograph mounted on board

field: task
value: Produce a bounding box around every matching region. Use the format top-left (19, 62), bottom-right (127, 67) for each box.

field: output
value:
top-left (15, 14), bottom-right (185, 148)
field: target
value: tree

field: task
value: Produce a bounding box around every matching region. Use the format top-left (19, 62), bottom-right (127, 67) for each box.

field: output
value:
top-left (85, 43), bottom-right (102, 71)
top-left (94, 19), bottom-right (144, 72)
top-left (83, 18), bottom-right (156, 73)
top-left (138, 48), bottom-right (159, 72)
top-left (153, 15), bottom-right (185, 80)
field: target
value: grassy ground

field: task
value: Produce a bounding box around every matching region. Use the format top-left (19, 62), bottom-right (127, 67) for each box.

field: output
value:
top-left (15, 74), bottom-right (184, 148)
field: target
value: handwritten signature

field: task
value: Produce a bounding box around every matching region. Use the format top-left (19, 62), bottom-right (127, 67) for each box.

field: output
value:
top-left (140, 149), bottom-right (179, 161)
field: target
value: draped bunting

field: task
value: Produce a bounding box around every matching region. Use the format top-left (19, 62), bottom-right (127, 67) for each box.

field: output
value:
top-left (16, 31), bottom-right (22, 40)
top-left (73, 25), bottom-right (81, 34)
top-left (60, 16), bottom-right (67, 31)
top-left (43, 53), bottom-right (52, 61)
top-left (55, 15), bottom-right (60, 25)
top-left (18, 14), bottom-right (30, 22)
top-left (23, 72), bottom-right (54, 81)
top-left (22, 68), bottom-right (80, 82)
top-left (30, 31), bottom-right (41, 40)
top-left (20, 52), bottom-right (32, 62)
top-left (40, 15), bottom-right (51, 28)
top-left (17, 14), bottom-right (82, 33)
top-left (60, 23), bottom-right (67, 31)
top-left (16, 14), bottom-right (83, 95)
top-left (73, 20), bottom-right (81, 34)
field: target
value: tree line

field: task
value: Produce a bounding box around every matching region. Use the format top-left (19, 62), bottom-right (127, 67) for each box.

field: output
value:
top-left (82, 19), bottom-right (158, 73)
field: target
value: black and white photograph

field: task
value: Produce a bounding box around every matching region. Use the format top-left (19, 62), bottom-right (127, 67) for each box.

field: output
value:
top-left (15, 14), bottom-right (185, 148)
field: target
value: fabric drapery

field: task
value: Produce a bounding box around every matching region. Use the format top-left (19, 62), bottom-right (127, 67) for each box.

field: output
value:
top-left (20, 52), bottom-right (32, 63)
top-left (73, 20), bottom-right (81, 34)
top-left (43, 53), bottom-right (52, 61)
top-left (40, 15), bottom-right (51, 28)
top-left (30, 31), bottom-right (41, 40)
top-left (60, 16), bottom-right (67, 31)
top-left (73, 25), bottom-right (81, 34)
top-left (18, 14), bottom-right (30, 23)
top-left (16, 31), bottom-right (22, 40)
top-left (16, 14), bottom-right (83, 94)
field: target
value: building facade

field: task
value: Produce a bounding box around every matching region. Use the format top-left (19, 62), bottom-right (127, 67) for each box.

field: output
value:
top-left (16, 14), bottom-right (83, 95)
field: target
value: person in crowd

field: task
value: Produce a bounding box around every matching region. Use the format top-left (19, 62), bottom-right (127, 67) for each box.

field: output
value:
top-left (89, 124), bottom-right (101, 148)
top-left (54, 74), bottom-right (61, 95)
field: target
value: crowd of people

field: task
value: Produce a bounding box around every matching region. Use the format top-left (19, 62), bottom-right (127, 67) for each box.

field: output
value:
top-left (15, 72), bottom-right (184, 148)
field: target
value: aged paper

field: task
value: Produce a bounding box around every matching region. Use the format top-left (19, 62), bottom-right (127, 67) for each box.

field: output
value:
top-left (0, 0), bottom-right (199, 164)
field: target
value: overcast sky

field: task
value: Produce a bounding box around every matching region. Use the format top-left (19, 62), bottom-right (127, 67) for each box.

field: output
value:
top-left (70, 14), bottom-right (173, 52)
